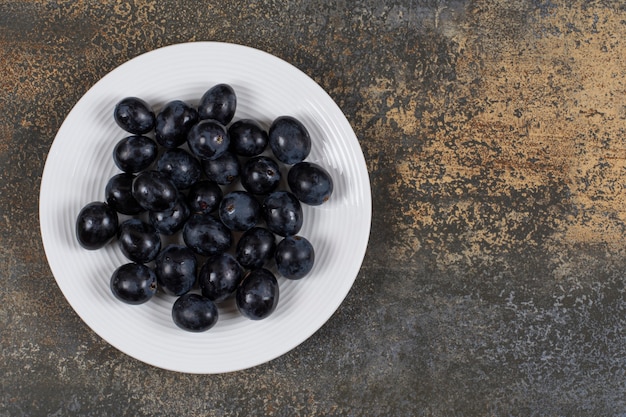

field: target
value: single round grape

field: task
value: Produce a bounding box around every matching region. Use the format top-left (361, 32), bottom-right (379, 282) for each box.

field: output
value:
top-left (241, 156), bottom-right (281, 195)
top-left (110, 263), bottom-right (157, 305)
top-left (268, 116), bottom-right (311, 164)
top-left (218, 191), bottom-right (261, 232)
top-left (105, 173), bottom-right (144, 215)
top-left (228, 119), bottom-right (268, 156)
top-left (155, 100), bottom-right (199, 148)
top-left (186, 180), bottom-right (223, 214)
top-left (183, 213), bottom-right (232, 257)
top-left (113, 97), bottom-right (156, 135)
top-left (75, 201), bottom-right (118, 250)
top-left (117, 219), bottom-right (161, 264)
top-left (155, 245), bottom-right (197, 296)
top-left (187, 119), bottom-right (230, 161)
top-left (131, 170), bottom-right (178, 212)
top-left (275, 235), bottom-right (315, 280)
top-left (112, 135), bottom-right (158, 173)
top-left (172, 293), bottom-right (219, 332)
top-left (201, 151), bottom-right (240, 185)
top-left (197, 83), bottom-right (237, 125)
top-left (236, 227), bottom-right (277, 270)
top-left (156, 148), bottom-right (202, 190)
top-left (236, 269), bottom-right (279, 320)
top-left (199, 253), bottom-right (244, 303)
top-left (149, 198), bottom-right (190, 235)
top-left (287, 162), bottom-right (334, 205)
top-left (262, 191), bottom-right (303, 237)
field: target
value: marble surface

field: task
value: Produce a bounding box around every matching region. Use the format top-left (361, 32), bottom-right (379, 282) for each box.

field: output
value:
top-left (2, 1), bottom-right (626, 415)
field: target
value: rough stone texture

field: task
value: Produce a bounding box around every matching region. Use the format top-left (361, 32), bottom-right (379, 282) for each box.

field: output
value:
top-left (3, 0), bottom-right (626, 415)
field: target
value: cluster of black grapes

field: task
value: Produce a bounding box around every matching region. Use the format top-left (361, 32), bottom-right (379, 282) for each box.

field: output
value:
top-left (75, 84), bottom-right (333, 332)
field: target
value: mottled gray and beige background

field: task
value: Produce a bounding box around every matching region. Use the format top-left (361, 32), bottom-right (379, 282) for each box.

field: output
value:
top-left (3, 0), bottom-right (626, 415)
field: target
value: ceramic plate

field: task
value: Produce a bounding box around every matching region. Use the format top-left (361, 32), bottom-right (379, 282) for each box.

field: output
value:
top-left (39, 42), bottom-right (371, 373)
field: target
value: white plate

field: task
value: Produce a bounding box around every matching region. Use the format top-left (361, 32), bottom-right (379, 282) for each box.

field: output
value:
top-left (39, 42), bottom-right (371, 374)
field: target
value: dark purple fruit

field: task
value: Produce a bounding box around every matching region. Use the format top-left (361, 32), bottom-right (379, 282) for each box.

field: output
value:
top-left (149, 198), bottom-right (190, 235)
top-left (287, 162), bottom-right (333, 206)
top-left (117, 219), bottom-right (161, 264)
top-left (201, 151), bottom-right (240, 185)
top-left (268, 116), bottom-right (311, 164)
top-left (186, 180), bottom-right (223, 214)
top-left (199, 253), bottom-right (244, 303)
top-left (275, 235), bottom-right (315, 280)
top-left (105, 173), bottom-right (144, 215)
top-left (75, 201), bottom-right (118, 250)
top-left (156, 148), bottom-right (202, 190)
top-left (182, 213), bottom-right (232, 257)
top-left (228, 119), bottom-right (268, 156)
top-left (236, 269), bottom-right (279, 320)
top-left (218, 191), bottom-right (261, 232)
top-left (155, 245), bottom-right (197, 296)
top-left (113, 97), bottom-right (156, 135)
top-left (236, 227), bottom-right (277, 270)
top-left (241, 156), bottom-right (281, 195)
top-left (131, 170), bottom-right (178, 212)
top-left (262, 191), bottom-right (303, 237)
top-left (172, 293), bottom-right (219, 332)
top-left (187, 119), bottom-right (230, 161)
top-left (155, 100), bottom-right (199, 148)
top-left (197, 84), bottom-right (237, 125)
top-left (110, 263), bottom-right (157, 305)
top-left (112, 135), bottom-right (158, 173)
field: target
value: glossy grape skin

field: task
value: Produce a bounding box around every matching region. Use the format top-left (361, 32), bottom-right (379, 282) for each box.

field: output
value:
top-left (187, 119), bottom-right (230, 161)
top-left (236, 269), bottom-right (279, 320)
top-left (183, 213), bottom-right (232, 257)
top-left (113, 97), bottom-right (156, 135)
top-left (241, 156), bottom-right (281, 195)
top-left (268, 116), bottom-right (311, 164)
top-left (149, 198), bottom-right (190, 235)
top-left (236, 227), bottom-right (277, 270)
top-left (218, 191), bottom-right (261, 232)
top-left (75, 201), bottom-right (118, 250)
top-left (186, 180), bottom-right (223, 214)
top-left (197, 84), bottom-right (237, 125)
top-left (154, 245), bottom-right (197, 296)
top-left (105, 173), bottom-right (144, 215)
top-left (228, 119), bottom-right (268, 157)
top-left (155, 100), bottom-right (199, 149)
top-left (117, 219), bottom-right (161, 264)
top-left (131, 170), bottom-right (178, 212)
top-left (201, 151), bottom-right (240, 185)
top-left (113, 135), bottom-right (158, 173)
top-left (262, 191), bottom-right (303, 237)
top-left (275, 235), bottom-right (315, 280)
top-left (156, 148), bottom-right (202, 190)
top-left (110, 263), bottom-right (157, 305)
top-left (172, 293), bottom-right (219, 332)
top-left (199, 253), bottom-right (244, 303)
top-left (287, 162), bottom-right (334, 206)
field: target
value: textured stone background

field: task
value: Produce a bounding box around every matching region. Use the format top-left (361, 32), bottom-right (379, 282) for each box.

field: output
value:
top-left (3, 0), bottom-right (626, 415)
